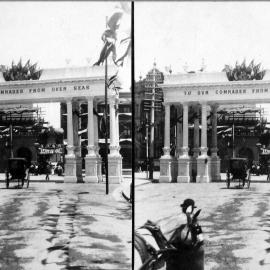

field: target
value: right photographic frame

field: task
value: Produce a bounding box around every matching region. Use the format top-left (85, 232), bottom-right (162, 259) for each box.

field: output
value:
top-left (134, 2), bottom-right (270, 269)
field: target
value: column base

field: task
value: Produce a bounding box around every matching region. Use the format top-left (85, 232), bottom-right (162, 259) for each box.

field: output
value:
top-left (177, 156), bottom-right (191, 183)
top-left (64, 156), bottom-right (83, 183)
top-left (159, 156), bottom-right (172, 183)
top-left (196, 155), bottom-right (211, 183)
top-left (108, 155), bottom-right (123, 184)
top-left (84, 155), bottom-right (102, 183)
top-left (210, 155), bottom-right (221, 181)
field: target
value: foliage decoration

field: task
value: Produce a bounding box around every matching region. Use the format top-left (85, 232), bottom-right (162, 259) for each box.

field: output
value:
top-left (3, 59), bottom-right (42, 81)
top-left (223, 60), bottom-right (265, 81)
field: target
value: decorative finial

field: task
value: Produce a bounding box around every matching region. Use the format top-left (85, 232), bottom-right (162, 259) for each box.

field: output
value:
top-left (153, 58), bottom-right (156, 67)
top-left (65, 58), bottom-right (71, 66)
top-left (183, 62), bottom-right (188, 72)
top-left (200, 58), bottom-right (206, 72)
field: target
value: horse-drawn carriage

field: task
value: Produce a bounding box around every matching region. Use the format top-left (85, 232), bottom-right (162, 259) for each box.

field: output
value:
top-left (5, 158), bottom-right (30, 188)
top-left (135, 199), bottom-right (204, 270)
top-left (226, 158), bottom-right (251, 189)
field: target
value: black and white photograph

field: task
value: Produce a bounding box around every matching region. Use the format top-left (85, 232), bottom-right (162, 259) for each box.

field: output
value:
top-left (135, 2), bottom-right (270, 270)
top-left (3, 0), bottom-right (270, 270)
top-left (0, 1), bottom-right (131, 269)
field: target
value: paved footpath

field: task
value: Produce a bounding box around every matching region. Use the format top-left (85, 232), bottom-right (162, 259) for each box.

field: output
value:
top-left (135, 180), bottom-right (270, 270)
top-left (0, 181), bottom-right (131, 270)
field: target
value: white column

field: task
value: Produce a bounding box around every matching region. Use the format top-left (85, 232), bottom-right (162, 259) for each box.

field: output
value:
top-left (66, 99), bottom-right (74, 157)
top-left (86, 97), bottom-right (95, 156)
top-left (108, 94), bottom-right (122, 183)
top-left (196, 102), bottom-right (210, 183)
top-left (85, 97), bottom-right (101, 183)
top-left (94, 106), bottom-right (100, 153)
top-left (163, 103), bottom-right (171, 156)
top-left (201, 102), bottom-right (208, 156)
top-left (177, 102), bottom-right (191, 183)
top-left (210, 103), bottom-right (221, 181)
top-left (159, 102), bottom-right (172, 182)
top-left (115, 96), bottom-right (120, 147)
top-left (64, 99), bottom-right (83, 183)
top-left (181, 102), bottom-right (189, 156)
top-left (109, 95), bottom-right (118, 156)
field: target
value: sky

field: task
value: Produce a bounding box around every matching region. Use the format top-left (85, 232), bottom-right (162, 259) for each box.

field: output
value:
top-left (2, 2), bottom-right (270, 125)
top-left (135, 1), bottom-right (270, 119)
top-left (135, 2), bottom-right (270, 78)
top-left (0, 1), bottom-right (118, 128)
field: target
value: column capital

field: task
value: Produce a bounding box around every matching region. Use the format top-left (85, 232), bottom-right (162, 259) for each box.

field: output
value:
top-left (86, 96), bottom-right (94, 102)
top-left (109, 95), bottom-right (117, 104)
top-left (199, 101), bottom-right (208, 106)
top-left (163, 101), bottom-right (172, 107)
top-left (210, 103), bottom-right (219, 111)
top-left (65, 97), bottom-right (73, 103)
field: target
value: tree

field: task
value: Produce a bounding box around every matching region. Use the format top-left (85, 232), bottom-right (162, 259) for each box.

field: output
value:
top-left (2, 59), bottom-right (42, 81)
top-left (223, 59), bottom-right (265, 81)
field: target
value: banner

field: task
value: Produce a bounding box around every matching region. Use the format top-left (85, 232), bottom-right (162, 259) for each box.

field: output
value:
top-left (261, 148), bottom-right (270, 155)
top-left (38, 148), bottom-right (63, 155)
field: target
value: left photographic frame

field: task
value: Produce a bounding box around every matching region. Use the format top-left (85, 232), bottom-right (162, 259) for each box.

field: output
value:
top-left (0, 1), bottom-right (132, 269)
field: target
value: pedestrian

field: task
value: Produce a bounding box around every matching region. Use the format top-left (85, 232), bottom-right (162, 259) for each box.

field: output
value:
top-left (267, 159), bottom-right (270, 181)
top-left (45, 161), bottom-right (51, 181)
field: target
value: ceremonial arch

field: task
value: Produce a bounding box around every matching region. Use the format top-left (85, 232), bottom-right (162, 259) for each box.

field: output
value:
top-left (159, 71), bottom-right (270, 183)
top-left (0, 65), bottom-right (123, 183)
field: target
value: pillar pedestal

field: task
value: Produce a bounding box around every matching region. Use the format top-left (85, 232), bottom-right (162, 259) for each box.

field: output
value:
top-left (210, 148), bottom-right (221, 181)
top-left (108, 154), bottom-right (123, 183)
top-left (159, 147), bottom-right (172, 183)
top-left (84, 146), bottom-right (102, 183)
top-left (177, 157), bottom-right (191, 183)
top-left (196, 147), bottom-right (211, 183)
top-left (64, 155), bottom-right (83, 183)
top-left (177, 147), bottom-right (191, 183)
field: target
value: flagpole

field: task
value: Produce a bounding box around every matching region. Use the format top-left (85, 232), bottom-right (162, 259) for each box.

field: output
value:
top-left (105, 16), bottom-right (109, 195)
top-left (10, 123), bottom-right (13, 158)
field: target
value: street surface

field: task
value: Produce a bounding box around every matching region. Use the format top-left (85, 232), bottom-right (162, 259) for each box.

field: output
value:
top-left (135, 175), bottom-right (270, 270)
top-left (0, 181), bottom-right (131, 270)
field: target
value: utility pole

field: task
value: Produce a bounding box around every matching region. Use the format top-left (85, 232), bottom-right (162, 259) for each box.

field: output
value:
top-left (143, 62), bottom-right (164, 180)
top-left (104, 16), bottom-right (109, 195)
top-left (145, 114), bottom-right (149, 179)
top-left (10, 123), bottom-right (13, 158)
top-left (149, 64), bottom-right (156, 180)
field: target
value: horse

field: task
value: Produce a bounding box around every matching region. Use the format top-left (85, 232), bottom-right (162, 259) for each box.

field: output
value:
top-left (135, 209), bottom-right (204, 270)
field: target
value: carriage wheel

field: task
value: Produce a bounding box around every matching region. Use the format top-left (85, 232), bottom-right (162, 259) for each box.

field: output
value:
top-left (26, 174), bottom-right (30, 188)
top-left (5, 178), bottom-right (9, 189)
top-left (226, 176), bottom-right (230, 189)
top-left (135, 233), bottom-right (151, 265)
top-left (246, 172), bottom-right (251, 189)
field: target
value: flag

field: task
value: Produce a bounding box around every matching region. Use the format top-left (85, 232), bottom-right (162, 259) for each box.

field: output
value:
top-left (94, 2), bottom-right (131, 67)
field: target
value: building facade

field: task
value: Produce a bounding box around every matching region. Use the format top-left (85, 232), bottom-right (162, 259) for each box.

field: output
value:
top-left (0, 65), bottom-right (127, 183)
top-left (135, 65), bottom-right (270, 181)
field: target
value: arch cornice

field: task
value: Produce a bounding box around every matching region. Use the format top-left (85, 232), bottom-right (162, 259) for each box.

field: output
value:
top-left (0, 76), bottom-right (109, 104)
top-left (161, 79), bottom-right (270, 104)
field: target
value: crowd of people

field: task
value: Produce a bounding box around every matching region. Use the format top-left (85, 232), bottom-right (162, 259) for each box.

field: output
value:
top-left (29, 161), bottom-right (64, 178)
